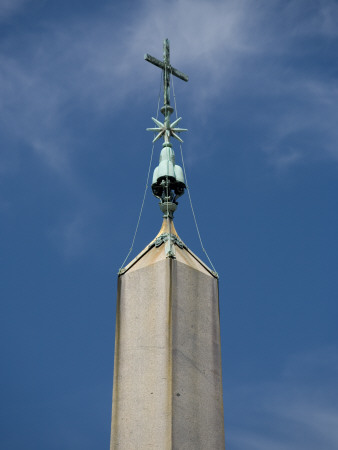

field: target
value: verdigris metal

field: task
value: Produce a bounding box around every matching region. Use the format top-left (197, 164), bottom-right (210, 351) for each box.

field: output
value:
top-left (144, 38), bottom-right (188, 110)
top-left (144, 53), bottom-right (189, 82)
top-left (147, 116), bottom-right (187, 144)
top-left (145, 39), bottom-right (189, 219)
top-left (154, 233), bottom-right (186, 250)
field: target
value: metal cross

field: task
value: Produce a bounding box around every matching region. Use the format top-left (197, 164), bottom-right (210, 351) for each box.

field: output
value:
top-left (144, 39), bottom-right (188, 111)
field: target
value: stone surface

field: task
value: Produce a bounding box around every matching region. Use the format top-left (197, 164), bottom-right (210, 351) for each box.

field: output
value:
top-left (171, 260), bottom-right (224, 449)
top-left (110, 221), bottom-right (225, 449)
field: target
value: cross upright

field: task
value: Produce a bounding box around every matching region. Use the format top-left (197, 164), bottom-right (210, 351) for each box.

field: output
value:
top-left (145, 39), bottom-right (188, 120)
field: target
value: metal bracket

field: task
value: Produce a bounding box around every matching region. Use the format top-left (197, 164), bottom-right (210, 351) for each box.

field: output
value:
top-left (154, 233), bottom-right (185, 250)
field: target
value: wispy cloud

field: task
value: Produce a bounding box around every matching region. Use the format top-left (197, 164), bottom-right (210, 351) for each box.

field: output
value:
top-left (49, 209), bottom-right (92, 259)
top-left (225, 347), bottom-right (338, 450)
top-left (1, 0), bottom-right (338, 169)
top-left (1, 0), bottom-right (337, 253)
top-left (0, 0), bottom-right (30, 20)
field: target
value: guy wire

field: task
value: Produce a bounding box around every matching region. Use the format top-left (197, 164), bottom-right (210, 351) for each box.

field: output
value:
top-left (171, 72), bottom-right (218, 276)
top-left (118, 73), bottom-right (162, 273)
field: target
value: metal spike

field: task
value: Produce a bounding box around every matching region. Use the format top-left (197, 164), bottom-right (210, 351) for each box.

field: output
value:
top-left (172, 128), bottom-right (188, 133)
top-left (152, 132), bottom-right (164, 143)
top-left (170, 117), bottom-right (182, 128)
top-left (171, 132), bottom-right (184, 143)
top-left (151, 117), bottom-right (164, 127)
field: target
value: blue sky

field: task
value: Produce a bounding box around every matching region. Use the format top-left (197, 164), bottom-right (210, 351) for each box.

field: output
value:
top-left (1, 0), bottom-right (338, 448)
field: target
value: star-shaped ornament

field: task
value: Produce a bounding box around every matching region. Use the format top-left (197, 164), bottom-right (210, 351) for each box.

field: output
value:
top-left (146, 117), bottom-right (187, 143)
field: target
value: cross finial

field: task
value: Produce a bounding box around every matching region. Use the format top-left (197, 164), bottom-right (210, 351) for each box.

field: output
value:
top-left (145, 39), bottom-right (189, 222)
top-left (145, 39), bottom-right (189, 144)
top-left (145, 39), bottom-right (188, 116)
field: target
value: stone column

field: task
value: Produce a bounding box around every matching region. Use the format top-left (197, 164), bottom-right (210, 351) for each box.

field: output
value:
top-left (110, 236), bottom-right (225, 449)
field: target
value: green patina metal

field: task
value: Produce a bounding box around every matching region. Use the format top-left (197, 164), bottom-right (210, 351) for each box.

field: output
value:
top-left (147, 116), bottom-right (187, 144)
top-left (144, 38), bottom-right (188, 111)
top-left (154, 233), bottom-right (186, 250)
top-left (145, 39), bottom-right (189, 222)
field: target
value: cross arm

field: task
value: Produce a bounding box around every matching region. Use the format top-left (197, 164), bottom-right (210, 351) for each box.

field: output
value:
top-left (144, 53), bottom-right (189, 82)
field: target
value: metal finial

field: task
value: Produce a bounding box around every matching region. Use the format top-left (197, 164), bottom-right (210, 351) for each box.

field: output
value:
top-left (145, 39), bottom-right (188, 140)
top-left (145, 39), bottom-right (189, 220)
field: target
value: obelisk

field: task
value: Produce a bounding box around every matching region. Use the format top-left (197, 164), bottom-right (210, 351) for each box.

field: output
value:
top-left (110, 39), bottom-right (225, 450)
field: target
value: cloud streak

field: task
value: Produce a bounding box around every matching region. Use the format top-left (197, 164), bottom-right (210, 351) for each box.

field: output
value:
top-left (225, 347), bottom-right (338, 450)
top-left (1, 0), bottom-right (337, 254)
top-left (0, 0), bottom-right (30, 20)
top-left (1, 0), bottom-right (338, 168)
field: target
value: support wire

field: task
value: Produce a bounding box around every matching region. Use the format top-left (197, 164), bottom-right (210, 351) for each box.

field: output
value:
top-left (170, 73), bottom-right (218, 276)
top-left (118, 74), bottom-right (162, 273)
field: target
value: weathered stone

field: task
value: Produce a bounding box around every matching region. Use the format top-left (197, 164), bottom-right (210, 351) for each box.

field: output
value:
top-left (110, 221), bottom-right (225, 449)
